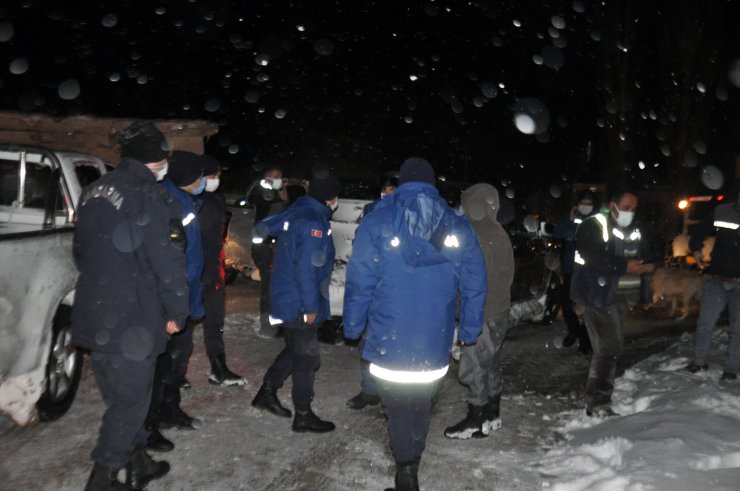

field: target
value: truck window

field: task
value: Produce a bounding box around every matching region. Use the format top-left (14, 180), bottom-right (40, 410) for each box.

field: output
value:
top-left (0, 159), bottom-right (18, 206)
top-left (74, 163), bottom-right (104, 188)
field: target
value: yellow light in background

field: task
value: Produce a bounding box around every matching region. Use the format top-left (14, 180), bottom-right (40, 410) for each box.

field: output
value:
top-left (678, 199), bottom-right (689, 210)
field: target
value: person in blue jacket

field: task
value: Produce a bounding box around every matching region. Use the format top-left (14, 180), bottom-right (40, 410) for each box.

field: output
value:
top-left (343, 157), bottom-right (487, 491)
top-left (251, 172), bottom-right (341, 433)
top-left (146, 151), bottom-right (206, 449)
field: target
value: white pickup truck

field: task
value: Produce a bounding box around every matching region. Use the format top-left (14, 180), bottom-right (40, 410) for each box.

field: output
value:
top-left (0, 145), bottom-right (108, 425)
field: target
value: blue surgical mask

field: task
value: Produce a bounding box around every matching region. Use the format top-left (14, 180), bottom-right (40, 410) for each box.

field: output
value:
top-left (191, 178), bottom-right (206, 195)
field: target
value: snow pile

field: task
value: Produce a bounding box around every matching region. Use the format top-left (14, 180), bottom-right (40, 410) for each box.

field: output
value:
top-left (536, 330), bottom-right (740, 490)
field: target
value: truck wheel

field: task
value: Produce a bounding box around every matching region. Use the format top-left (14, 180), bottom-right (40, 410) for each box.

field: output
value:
top-left (38, 306), bottom-right (83, 422)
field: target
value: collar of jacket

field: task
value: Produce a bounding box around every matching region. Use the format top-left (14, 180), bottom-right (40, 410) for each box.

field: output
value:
top-left (117, 157), bottom-right (157, 182)
top-left (394, 181), bottom-right (439, 198)
top-left (299, 195), bottom-right (332, 219)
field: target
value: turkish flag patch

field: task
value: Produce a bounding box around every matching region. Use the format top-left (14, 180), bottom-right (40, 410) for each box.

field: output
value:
top-left (311, 229), bottom-right (323, 238)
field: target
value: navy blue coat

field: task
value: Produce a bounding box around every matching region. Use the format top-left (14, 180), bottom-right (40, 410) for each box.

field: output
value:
top-left (163, 179), bottom-right (205, 319)
top-left (71, 158), bottom-right (189, 358)
top-left (343, 182), bottom-right (487, 372)
top-left (255, 196), bottom-right (336, 325)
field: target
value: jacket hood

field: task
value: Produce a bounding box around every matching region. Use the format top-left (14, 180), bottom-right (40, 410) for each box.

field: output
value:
top-left (461, 183), bottom-right (500, 223)
top-left (390, 182), bottom-right (450, 268)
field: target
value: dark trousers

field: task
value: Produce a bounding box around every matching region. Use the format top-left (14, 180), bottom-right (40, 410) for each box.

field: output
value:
top-left (561, 274), bottom-right (589, 345)
top-left (374, 376), bottom-right (441, 464)
top-left (148, 322), bottom-right (194, 424)
top-left (358, 335), bottom-right (377, 396)
top-left (251, 243), bottom-right (274, 332)
top-left (91, 352), bottom-right (156, 470)
top-left (202, 282), bottom-right (225, 357)
top-left (581, 304), bottom-right (626, 407)
top-left (264, 319), bottom-right (321, 410)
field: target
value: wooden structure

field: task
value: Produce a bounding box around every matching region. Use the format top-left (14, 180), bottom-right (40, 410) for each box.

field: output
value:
top-left (0, 111), bottom-right (219, 164)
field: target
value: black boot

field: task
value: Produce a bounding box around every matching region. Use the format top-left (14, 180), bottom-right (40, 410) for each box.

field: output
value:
top-left (125, 447), bottom-right (170, 490)
top-left (84, 462), bottom-right (128, 491)
top-left (482, 394), bottom-right (502, 434)
top-left (208, 353), bottom-right (248, 386)
top-left (251, 383), bottom-right (292, 418)
top-left (146, 426), bottom-right (174, 452)
top-left (346, 391), bottom-right (381, 410)
top-left (158, 405), bottom-right (202, 430)
top-left (292, 408), bottom-right (335, 433)
top-left (444, 403), bottom-right (486, 439)
top-left (384, 460), bottom-right (420, 491)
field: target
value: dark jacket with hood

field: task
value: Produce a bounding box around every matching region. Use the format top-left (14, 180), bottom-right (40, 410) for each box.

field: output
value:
top-left (342, 182), bottom-right (487, 372)
top-left (71, 158), bottom-right (189, 358)
top-left (689, 201), bottom-right (740, 278)
top-left (461, 183), bottom-right (514, 320)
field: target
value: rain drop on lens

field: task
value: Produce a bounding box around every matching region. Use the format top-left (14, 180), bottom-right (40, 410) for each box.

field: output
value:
top-left (598, 277), bottom-right (606, 287)
top-left (205, 98), bottom-right (221, 112)
top-left (313, 38), bottom-right (335, 56)
top-left (58, 79), bottom-right (81, 100)
top-left (0, 22), bottom-right (14, 42)
top-left (513, 98), bottom-right (550, 135)
top-left (700, 166), bottom-right (723, 190)
top-left (9, 58), bottom-right (29, 75)
top-left (274, 108), bottom-right (287, 119)
top-left (101, 13), bottom-right (118, 27)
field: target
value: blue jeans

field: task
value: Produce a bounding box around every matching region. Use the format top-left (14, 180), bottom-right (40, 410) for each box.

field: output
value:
top-left (693, 275), bottom-right (740, 373)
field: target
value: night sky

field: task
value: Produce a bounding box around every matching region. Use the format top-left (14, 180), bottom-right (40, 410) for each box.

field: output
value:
top-left (0, 0), bottom-right (738, 199)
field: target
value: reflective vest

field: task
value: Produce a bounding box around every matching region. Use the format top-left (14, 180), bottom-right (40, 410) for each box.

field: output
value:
top-left (574, 210), bottom-right (643, 290)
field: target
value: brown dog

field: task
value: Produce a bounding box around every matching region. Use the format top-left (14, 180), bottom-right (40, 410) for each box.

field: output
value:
top-left (650, 267), bottom-right (704, 320)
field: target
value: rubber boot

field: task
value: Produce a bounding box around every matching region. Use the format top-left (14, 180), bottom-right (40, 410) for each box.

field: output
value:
top-left (208, 353), bottom-right (248, 386)
top-left (84, 462), bottom-right (128, 491)
top-left (125, 446), bottom-right (170, 490)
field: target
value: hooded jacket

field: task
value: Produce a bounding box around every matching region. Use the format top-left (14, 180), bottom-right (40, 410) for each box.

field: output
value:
top-left (71, 158), bottom-right (189, 358)
top-left (343, 182), bottom-right (487, 372)
top-left (256, 195), bottom-right (336, 325)
top-left (689, 202), bottom-right (740, 278)
top-left (461, 184), bottom-right (514, 319)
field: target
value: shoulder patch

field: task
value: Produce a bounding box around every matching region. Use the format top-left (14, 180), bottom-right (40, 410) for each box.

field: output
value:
top-left (311, 228), bottom-right (323, 238)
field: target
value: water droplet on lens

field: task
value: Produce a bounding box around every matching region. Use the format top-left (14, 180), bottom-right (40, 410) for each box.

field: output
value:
top-left (58, 79), bottom-right (81, 100)
top-left (0, 22), bottom-right (15, 42)
top-left (9, 58), bottom-right (28, 75)
top-left (598, 277), bottom-right (606, 287)
top-left (95, 330), bottom-right (111, 346)
top-left (313, 38), bottom-right (335, 56)
top-left (701, 165), bottom-right (723, 190)
top-left (101, 13), bottom-right (118, 28)
top-left (244, 90), bottom-right (260, 103)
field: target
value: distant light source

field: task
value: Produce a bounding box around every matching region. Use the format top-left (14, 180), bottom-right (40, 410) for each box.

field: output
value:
top-left (678, 199), bottom-right (689, 210)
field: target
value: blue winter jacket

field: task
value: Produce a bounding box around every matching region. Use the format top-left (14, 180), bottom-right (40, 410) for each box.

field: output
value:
top-left (163, 179), bottom-right (205, 319)
top-left (256, 195), bottom-right (336, 325)
top-left (343, 182), bottom-right (487, 371)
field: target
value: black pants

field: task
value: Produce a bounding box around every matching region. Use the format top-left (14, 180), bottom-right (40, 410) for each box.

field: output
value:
top-left (91, 352), bottom-right (156, 470)
top-left (264, 319), bottom-right (321, 411)
top-left (148, 321), bottom-right (194, 424)
top-left (582, 304), bottom-right (626, 407)
top-left (561, 273), bottom-right (590, 345)
top-left (374, 376), bottom-right (441, 464)
top-left (251, 243), bottom-right (273, 331)
top-left (202, 281), bottom-right (225, 357)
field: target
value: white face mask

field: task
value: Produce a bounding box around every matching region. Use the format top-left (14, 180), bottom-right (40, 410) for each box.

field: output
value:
top-left (577, 204), bottom-right (593, 216)
top-left (271, 178), bottom-right (283, 190)
top-left (613, 206), bottom-right (635, 228)
top-left (154, 162), bottom-right (168, 181)
top-left (205, 178), bottom-right (220, 192)
top-left (329, 201), bottom-right (338, 212)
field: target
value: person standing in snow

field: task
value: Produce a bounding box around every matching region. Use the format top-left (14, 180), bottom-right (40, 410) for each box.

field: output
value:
top-left (249, 164), bottom-right (290, 338)
top-left (684, 178), bottom-right (740, 381)
top-left (444, 183), bottom-right (514, 440)
top-left (197, 155), bottom-right (247, 387)
top-left (71, 121), bottom-right (187, 490)
top-left (346, 173), bottom-right (398, 411)
top-left (553, 189), bottom-right (597, 354)
top-left (343, 158), bottom-right (487, 491)
top-left (571, 188), bottom-right (655, 417)
top-left (145, 151), bottom-right (206, 451)
top-left (251, 172), bottom-right (340, 433)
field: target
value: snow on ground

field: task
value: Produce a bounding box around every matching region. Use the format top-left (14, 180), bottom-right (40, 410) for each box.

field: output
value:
top-left (534, 330), bottom-right (740, 491)
top-left (1, 279), bottom-right (738, 490)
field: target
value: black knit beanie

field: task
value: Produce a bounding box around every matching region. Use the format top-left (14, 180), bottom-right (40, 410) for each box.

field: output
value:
top-left (168, 151), bottom-right (203, 187)
top-left (398, 157), bottom-right (435, 185)
top-left (199, 155), bottom-right (219, 175)
top-left (117, 121), bottom-right (169, 163)
top-left (308, 174), bottom-right (341, 202)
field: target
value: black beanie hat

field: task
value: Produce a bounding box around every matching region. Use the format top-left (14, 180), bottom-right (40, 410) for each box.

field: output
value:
top-left (168, 151), bottom-right (204, 187)
top-left (200, 155), bottom-right (219, 176)
top-left (308, 174), bottom-right (341, 202)
top-left (399, 157), bottom-right (435, 185)
top-left (117, 121), bottom-right (169, 163)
